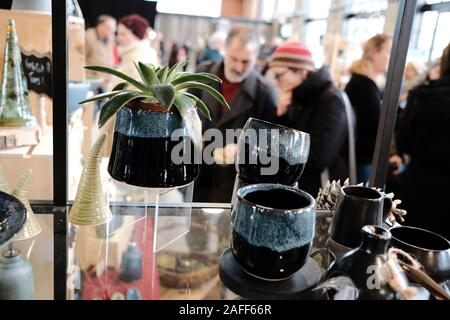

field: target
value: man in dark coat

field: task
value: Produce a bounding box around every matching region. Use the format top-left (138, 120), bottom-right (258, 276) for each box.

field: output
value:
top-left (270, 42), bottom-right (350, 197)
top-left (191, 26), bottom-right (277, 203)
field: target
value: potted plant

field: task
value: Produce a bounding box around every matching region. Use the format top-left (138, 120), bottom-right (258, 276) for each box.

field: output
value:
top-left (80, 60), bottom-right (229, 188)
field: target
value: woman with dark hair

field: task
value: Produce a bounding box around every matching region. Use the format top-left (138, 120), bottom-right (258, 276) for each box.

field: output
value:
top-left (168, 42), bottom-right (190, 70)
top-left (397, 42), bottom-right (450, 240)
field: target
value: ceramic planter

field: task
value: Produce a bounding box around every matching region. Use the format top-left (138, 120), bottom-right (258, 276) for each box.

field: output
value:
top-left (108, 102), bottom-right (199, 188)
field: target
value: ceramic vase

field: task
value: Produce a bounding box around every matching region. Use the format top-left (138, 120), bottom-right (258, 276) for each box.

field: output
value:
top-left (0, 250), bottom-right (35, 300)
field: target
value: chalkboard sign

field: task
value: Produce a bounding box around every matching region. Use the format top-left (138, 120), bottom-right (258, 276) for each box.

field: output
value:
top-left (21, 50), bottom-right (53, 98)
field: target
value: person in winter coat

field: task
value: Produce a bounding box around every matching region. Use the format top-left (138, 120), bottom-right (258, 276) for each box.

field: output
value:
top-left (270, 42), bottom-right (350, 197)
top-left (345, 34), bottom-right (392, 183)
top-left (397, 42), bottom-right (450, 240)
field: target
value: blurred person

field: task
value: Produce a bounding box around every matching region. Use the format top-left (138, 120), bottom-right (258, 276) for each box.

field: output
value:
top-left (197, 31), bottom-right (226, 65)
top-left (400, 59), bottom-right (428, 105)
top-left (101, 14), bottom-right (158, 156)
top-left (426, 58), bottom-right (441, 81)
top-left (271, 42), bottom-right (350, 196)
top-left (345, 34), bottom-right (392, 183)
top-left (256, 44), bottom-right (276, 76)
top-left (168, 42), bottom-right (190, 70)
top-left (85, 15), bottom-right (117, 90)
top-left (397, 42), bottom-right (450, 240)
top-left (190, 25), bottom-right (277, 203)
top-left (387, 59), bottom-right (427, 187)
top-left (113, 14), bottom-right (158, 86)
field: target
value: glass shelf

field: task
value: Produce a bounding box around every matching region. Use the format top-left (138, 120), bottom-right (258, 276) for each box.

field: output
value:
top-left (65, 205), bottom-right (332, 300)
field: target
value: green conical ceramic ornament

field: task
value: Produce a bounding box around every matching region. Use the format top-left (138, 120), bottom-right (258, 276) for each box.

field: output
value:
top-left (0, 19), bottom-right (37, 127)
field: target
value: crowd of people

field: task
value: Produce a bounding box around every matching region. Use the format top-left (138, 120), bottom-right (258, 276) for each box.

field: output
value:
top-left (84, 13), bottom-right (450, 240)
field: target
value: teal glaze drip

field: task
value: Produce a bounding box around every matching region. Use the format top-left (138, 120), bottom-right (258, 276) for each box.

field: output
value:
top-left (114, 106), bottom-right (186, 138)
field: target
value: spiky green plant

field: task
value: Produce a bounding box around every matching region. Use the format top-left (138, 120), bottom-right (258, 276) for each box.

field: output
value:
top-left (79, 60), bottom-right (230, 129)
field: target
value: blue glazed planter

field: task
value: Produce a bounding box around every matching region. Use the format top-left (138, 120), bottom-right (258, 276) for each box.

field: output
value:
top-left (231, 184), bottom-right (316, 281)
top-left (108, 103), bottom-right (199, 188)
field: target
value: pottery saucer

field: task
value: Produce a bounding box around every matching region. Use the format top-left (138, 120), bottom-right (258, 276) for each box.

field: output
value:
top-left (0, 191), bottom-right (27, 247)
top-left (219, 248), bottom-right (324, 299)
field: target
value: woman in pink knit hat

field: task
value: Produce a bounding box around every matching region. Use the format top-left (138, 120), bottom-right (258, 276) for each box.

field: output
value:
top-left (270, 42), bottom-right (351, 196)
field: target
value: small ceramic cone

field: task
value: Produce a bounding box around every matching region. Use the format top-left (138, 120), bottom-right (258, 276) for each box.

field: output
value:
top-left (0, 163), bottom-right (9, 193)
top-left (12, 169), bottom-right (42, 241)
top-left (69, 133), bottom-right (112, 225)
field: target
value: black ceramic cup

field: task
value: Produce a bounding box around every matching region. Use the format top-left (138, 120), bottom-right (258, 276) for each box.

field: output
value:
top-left (390, 226), bottom-right (450, 284)
top-left (231, 184), bottom-right (316, 281)
top-left (328, 186), bottom-right (392, 249)
top-left (236, 118), bottom-right (310, 185)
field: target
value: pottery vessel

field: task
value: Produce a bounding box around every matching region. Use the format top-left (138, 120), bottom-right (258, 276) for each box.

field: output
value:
top-left (231, 184), bottom-right (316, 281)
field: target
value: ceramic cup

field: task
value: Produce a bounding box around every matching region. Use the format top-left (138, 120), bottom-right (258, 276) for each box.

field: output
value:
top-left (329, 186), bottom-right (392, 249)
top-left (390, 226), bottom-right (450, 284)
top-left (236, 118), bottom-right (310, 185)
top-left (231, 184), bottom-right (316, 281)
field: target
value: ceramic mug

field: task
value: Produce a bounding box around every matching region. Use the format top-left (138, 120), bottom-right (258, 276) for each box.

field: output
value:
top-left (329, 186), bottom-right (392, 249)
top-left (390, 226), bottom-right (450, 284)
top-left (231, 184), bottom-right (316, 281)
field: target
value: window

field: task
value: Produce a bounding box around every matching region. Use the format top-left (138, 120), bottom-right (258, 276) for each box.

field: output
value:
top-left (261, 0), bottom-right (296, 20)
top-left (303, 0), bottom-right (331, 67)
top-left (412, 1), bottom-right (450, 62)
top-left (342, 0), bottom-right (388, 68)
top-left (156, 0), bottom-right (222, 18)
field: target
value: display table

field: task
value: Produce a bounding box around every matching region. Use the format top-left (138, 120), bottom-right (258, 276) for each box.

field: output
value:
top-left (5, 204), bottom-right (445, 300)
top-left (65, 205), bottom-right (333, 300)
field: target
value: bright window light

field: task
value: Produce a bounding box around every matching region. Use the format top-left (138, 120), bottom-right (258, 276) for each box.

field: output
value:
top-left (156, 0), bottom-right (222, 18)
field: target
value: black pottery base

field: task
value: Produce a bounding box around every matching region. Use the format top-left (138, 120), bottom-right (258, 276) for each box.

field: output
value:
top-left (219, 248), bottom-right (325, 300)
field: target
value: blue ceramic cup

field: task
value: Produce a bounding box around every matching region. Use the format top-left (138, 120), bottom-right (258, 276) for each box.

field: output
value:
top-left (231, 184), bottom-right (316, 281)
top-left (236, 118), bottom-right (310, 185)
